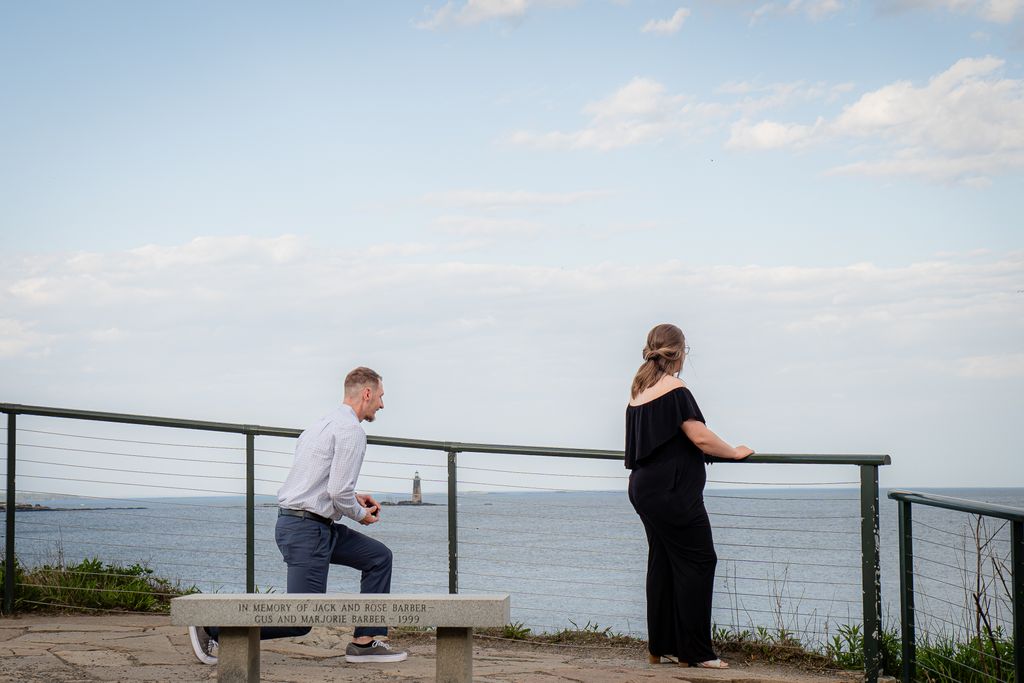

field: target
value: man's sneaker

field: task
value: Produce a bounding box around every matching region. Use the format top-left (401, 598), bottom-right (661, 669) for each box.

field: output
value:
top-left (344, 639), bottom-right (409, 663)
top-left (188, 625), bottom-right (218, 665)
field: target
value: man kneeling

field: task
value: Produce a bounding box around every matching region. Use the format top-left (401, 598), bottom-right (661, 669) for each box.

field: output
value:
top-left (189, 367), bottom-right (408, 664)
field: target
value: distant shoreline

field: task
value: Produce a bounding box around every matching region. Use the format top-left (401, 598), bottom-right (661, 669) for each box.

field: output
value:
top-left (257, 500), bottom-right (441, 509)
top-left (0, 503), bottom-right (147, 512)
top-left (378, 500), bottom-right (439, 507)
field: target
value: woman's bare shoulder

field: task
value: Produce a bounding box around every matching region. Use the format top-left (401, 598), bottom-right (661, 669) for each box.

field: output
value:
top-left (664, 376), bottom-right (687, 389)
top-left (629, 375), bottom-right (687, 406)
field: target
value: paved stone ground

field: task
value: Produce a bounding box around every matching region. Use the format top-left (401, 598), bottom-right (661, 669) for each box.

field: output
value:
top-left (0, 614), bottom-right (868, 683)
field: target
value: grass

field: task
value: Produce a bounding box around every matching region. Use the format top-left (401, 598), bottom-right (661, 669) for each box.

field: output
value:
top-left (713, 625), bottom-right (832, 669)
top-left (0, 556), bottom-right (197, 614)
top-left (475, 619), bottom-right (643, 648)
top-left (824, 623), bottom-right (901, 673)
top-left (914, 629), bottom-right (1015, 683)
top-left (820, 622), bottom-right (1015, 682)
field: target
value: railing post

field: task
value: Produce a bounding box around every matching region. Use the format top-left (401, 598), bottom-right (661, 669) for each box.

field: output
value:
top-left (4, 412), bottom-right (15, 614)
top-left (447, 450), bottom-right (458, 594)
top-left (1012, 519), bottom-right (1022, 683)
top-left (246, 432), bottom-right (255, 594)
top-left (897, 499), bottom-right (915, 683)
top-left (860, 464), bottom-right (881, 683)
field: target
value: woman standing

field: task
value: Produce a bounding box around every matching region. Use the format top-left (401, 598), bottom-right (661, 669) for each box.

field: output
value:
top-left (625, 323), bottom-right (753, 669)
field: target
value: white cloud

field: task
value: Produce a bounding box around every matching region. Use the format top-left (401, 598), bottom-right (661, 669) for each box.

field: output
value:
top-left (727, 118), bottom-right (822, 149)
top-left (362, 242), bottom-right (437, 258)
top-left (717, 80), bottom-right (854, 106)
top-left (507, 77), bottom-right (694, 150)
top-left (826, 151), bottom-right (1024, 185)
top-left (509, 77), bottom-right (862, 151)
top-left (126, 234), bottom-right (307, 270)
top-left (0, 318), bottom-right (56, 358)
top-left (422, 189), bottom-right (609, 208)
top-left (641, 8), bottom-right (691, 34)
top-left (416, 0), bottom-right (578, 29)
top-left (416, 1), bottom-right (456, 29)
top-left (2, 238), bottom-right (1021, 486)
top-left (956, 353), bottom-right (1024, 379)
top-left (432, 215), bottom-right (545, 237)
top-left (729, 56), bottom-right (1024, 183)
top-left (88, 328), bottom-right (128, 343)
top-left (583, 77), bottom-right (681, 119)
top-left (8, 278), bottom-right (55, 304)
top-left (876, 0), bottom-right (1021, 23)
top-left (750, 0), bottom-right (844, 23)
top-left (831, 57), bottom-right (1016, 147)
top-left (3, 238), bottom-right (1020, 364)
top-left (802, 0), bottom-right (844, 19)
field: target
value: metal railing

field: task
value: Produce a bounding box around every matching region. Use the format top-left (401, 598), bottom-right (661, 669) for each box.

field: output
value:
top-left (2, 402), bottom-right (890, 681)
top-left (888, 490), bottom-right (1022, 683)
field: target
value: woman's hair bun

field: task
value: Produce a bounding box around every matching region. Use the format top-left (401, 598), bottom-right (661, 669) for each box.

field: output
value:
top-left (631, 323), bottom-right (686, 399)
top-left (644, 345), bottom-right (680, 363)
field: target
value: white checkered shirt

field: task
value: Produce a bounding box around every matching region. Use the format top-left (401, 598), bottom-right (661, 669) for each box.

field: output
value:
top-left (277, 404), bottom-right (367, 522)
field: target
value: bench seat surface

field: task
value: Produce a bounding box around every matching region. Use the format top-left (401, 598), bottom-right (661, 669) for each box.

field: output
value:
top-left (170, 593), bottom-right (510, 629)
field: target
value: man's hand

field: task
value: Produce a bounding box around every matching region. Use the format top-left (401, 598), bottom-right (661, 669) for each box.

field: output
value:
top-left (358, 510), bottom-right (379, 525)
top-left (356, 492), bottom-right (380, 522)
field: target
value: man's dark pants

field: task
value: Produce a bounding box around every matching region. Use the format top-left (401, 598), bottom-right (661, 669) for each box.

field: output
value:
top-left (208, 514), bottom-right (393, 641)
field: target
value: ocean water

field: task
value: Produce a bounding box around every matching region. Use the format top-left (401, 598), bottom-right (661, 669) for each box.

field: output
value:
top-left (4, 487), bottom-right (1020, 648)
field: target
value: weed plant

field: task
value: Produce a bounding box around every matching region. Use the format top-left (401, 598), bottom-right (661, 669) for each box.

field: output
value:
top-left (913, 630), bottom-right (1014, 683)
top-left (823, 623), bottom-right (903, 674)
top-left (478, 619), bottom-right (641, 647)
top-left (0, 556), bottom-right (197, 614)
top-left (819, 620), bottom-right (1014, 681)
top-left (713, 624), bottom-right (832, 669)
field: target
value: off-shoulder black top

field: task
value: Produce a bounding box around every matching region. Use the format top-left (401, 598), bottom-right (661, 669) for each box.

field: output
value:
top-left (625, 387), bottom-right (705, 468)
top-left (625, 387), bottom-right (710, 497)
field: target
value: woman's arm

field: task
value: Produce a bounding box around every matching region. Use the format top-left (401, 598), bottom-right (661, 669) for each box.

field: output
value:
top-left (681, 420), bottom-right (753, 460)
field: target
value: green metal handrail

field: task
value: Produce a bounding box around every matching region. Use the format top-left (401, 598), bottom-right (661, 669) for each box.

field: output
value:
top-left (1, 401), bottom-right (889, 682)
top-left (888, 489), bottom-right (1023, 683)
top-left (0, 403), bottom-right (889, 464)
top-left (888, 489), bottom-right (1024, 523)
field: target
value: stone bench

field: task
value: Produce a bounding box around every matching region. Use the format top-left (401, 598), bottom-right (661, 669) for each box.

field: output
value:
top-left (170, 593), bottom-right (510, 683)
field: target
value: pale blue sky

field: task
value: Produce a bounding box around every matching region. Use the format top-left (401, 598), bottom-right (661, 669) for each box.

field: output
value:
top-left (1, 1), bottom-right (1022, 490)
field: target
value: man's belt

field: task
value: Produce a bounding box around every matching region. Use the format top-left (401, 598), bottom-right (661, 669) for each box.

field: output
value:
top-left (278, 508), bottom-right (333, 526)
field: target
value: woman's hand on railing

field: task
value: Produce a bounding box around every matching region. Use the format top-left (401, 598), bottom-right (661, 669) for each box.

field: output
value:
top-left (683, 420), bottom-right (753, 461)
top-left (734, 446), bottom-right (754, 461)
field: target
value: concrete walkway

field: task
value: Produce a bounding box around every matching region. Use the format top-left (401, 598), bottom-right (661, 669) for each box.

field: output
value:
top-left (0, 613), bottom-right (866, 683)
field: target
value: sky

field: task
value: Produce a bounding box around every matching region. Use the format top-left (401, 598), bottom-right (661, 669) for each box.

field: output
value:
top-left (1, 0), bottom-right (1022, 492)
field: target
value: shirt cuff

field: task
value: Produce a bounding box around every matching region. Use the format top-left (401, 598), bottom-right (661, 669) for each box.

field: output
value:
top-left (353, 505), bottom-right (366, 522)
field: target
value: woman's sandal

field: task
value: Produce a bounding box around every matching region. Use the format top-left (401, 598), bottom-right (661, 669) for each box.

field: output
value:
top-left (693, 658), bottom-right (730, 669)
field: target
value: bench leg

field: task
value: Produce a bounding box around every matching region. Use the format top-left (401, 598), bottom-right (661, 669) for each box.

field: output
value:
top-left (217, 627), bottom-right (260, 683)
top-left (436, 627), bottom-right (473, 683)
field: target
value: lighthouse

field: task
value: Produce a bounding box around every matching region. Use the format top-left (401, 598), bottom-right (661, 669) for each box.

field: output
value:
top-left (412, 471), bottom-right (422, 504)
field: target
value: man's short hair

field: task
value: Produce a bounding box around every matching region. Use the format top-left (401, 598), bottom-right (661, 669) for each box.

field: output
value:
top-left (344, 367), bottom-right (382, 397)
